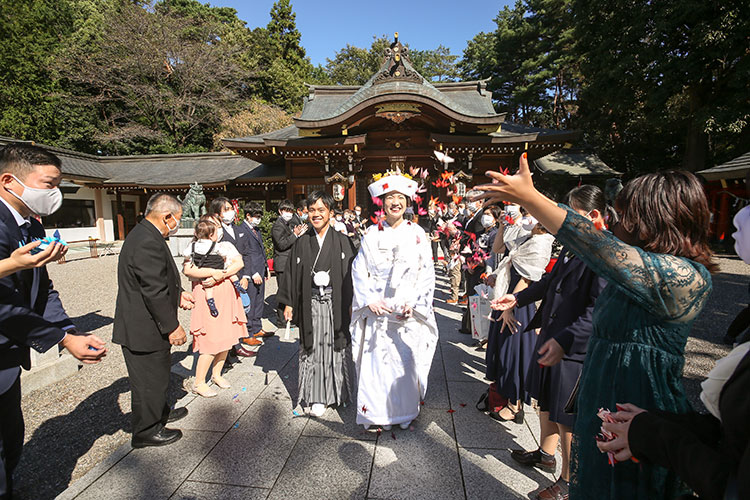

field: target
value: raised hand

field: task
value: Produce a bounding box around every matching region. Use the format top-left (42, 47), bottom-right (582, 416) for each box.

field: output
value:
top-left (471, 152), bottom-right (536, 206)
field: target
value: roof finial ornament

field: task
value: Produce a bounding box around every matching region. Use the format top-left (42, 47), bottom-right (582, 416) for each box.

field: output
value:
top-left (373, 32), bottom-right (421, 85)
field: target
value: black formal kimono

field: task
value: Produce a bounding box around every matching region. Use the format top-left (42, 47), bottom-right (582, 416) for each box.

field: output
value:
top-left (515, 247), bottom-right (606, 427)
top-left (277, 226), bottom-right (356, 407)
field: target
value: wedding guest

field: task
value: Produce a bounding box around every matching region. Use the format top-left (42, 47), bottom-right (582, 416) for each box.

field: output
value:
top-left (237, 204), bottom-right (271, 347)
top-left (350, 172), bottom-right (438, 430)
top-left (277, 191), bottom-right (356, 417)
top-left (182, 216), bottom-right (247, 397)
top-left (474, 154), bottom-right (715, 500)
top-left (485, 220), bottom-right (554, 423)
top-left (207, 197), bottom-right (258, 351)
top-left (497, 185), bottom-right (608, 500)
top-left (272, 200), bottom-right (303, 323)
top-left (292, 199), bottom-right (308, 226)
top-left (0, 144), bottom-right (106, 497)
top-left (114, 193), bottom-right (193, 448)
top-left (594, 203), bottom-right (750, 500)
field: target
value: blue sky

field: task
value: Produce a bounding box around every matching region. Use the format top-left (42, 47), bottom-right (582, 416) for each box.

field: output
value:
top-left (212, 1), bottom-right (511, 66)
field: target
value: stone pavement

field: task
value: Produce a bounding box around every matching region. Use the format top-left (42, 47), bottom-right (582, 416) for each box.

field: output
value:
top-left (58, 268), bottom-right (561, 500)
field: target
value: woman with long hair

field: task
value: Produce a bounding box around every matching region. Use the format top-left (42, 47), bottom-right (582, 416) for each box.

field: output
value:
top-left (481, 155), bottom-right (715, 499)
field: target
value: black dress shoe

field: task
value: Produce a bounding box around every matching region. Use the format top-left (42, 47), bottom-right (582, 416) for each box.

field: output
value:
top-left (167, 407), bottom-right (188, 423)
top-left (232, 345), bottom-right (257, 357)
top-left (131, 427), bottom-right (183, 449)
top-left (510, 448), bottom-right (556, 472)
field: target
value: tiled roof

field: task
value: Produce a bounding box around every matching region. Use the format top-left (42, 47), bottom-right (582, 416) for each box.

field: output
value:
top-left (533, 150), bottom-right (621, 177)
top-left (0, 136), bottom-right (266, 186)
top-left (101, 153), bottom-right (262, 186)
top-left (297, 67), bottom-right (498, 124)
top-left (697, 151), bottom-right (750, 181)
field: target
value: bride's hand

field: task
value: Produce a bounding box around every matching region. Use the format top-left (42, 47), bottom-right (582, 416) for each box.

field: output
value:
top-left (368, 300), bottom-right (393, 316)
top-left (470, 152), bottom-right (536, 206)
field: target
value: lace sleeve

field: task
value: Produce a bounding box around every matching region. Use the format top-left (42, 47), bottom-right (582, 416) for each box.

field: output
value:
top-left (555, 205), bottom-right (712, 322)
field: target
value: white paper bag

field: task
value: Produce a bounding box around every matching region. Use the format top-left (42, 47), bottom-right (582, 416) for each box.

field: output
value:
top-left (469, 295), bottom-right (491, 340)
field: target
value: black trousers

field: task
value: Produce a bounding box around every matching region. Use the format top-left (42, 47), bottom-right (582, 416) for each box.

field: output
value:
top-left (274, 271), bottom-right (285, 324)
top-left (245, 279), bottom-right (265, 334)
top-left (0, 376), bottom-right (23, 500)
top-left (122, 347), bottom-right (171, 439)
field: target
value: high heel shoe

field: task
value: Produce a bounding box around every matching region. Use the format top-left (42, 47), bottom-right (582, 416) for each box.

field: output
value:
top-left (490, 405), bottom-right (524, 424)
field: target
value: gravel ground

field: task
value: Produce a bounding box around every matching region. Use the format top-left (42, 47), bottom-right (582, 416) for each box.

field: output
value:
top-left (11, 253), bottom-right (750, 499)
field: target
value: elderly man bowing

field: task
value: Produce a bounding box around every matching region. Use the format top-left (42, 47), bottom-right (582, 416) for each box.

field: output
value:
top-left (113, 193), bottom-right (194, 448)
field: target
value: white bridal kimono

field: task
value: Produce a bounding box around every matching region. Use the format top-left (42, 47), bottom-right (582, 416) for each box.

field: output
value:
top-left (350, 220), bottom-right (439, 426)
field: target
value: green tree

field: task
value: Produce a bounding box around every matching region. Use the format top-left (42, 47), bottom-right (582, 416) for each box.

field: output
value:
top-left (573, 0), bottom-right (750, 171)
top-left (251, 0), bottom-right (315, 111)
top-left (0, 0), bottom-right (92, 145)
top-left (58, 1), bottom-right (250, 154)
top-left (411, 45), bottom-right (459, 82)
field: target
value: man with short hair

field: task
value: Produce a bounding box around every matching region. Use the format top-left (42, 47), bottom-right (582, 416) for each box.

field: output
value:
top-left (292, 199), bottom-right (308, 226)
top-left (278, 191), bottom-right (356, 417)
top-left (272, 199), bottom-right (303, 322)
top-left (113, 192), bottom-right (194, 448)
top-left (0, 143), bottom-right (106, 499)
top-left (235, 203), bottom-right (271, 352)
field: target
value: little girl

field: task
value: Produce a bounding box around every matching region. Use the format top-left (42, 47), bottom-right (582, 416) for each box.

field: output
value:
top-left (183, 217), bottom-right (249, 317)
top-left (182, 215), bottom-right (248, 398)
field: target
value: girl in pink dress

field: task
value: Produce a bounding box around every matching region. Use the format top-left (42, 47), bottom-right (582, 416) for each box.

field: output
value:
top-left (182, 216), bottom-right (247, 397)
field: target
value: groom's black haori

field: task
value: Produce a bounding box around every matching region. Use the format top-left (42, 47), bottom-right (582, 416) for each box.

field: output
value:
top-left (276, 204), bottom-right (356, 354)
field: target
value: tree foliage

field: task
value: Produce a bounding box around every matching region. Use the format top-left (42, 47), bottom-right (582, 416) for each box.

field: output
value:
top-left (213, 99), bottom-right (293, 150)
top-left (460, 0), bottom-right (750, 173)
top-left (324, 35), bottom-right (460, 86)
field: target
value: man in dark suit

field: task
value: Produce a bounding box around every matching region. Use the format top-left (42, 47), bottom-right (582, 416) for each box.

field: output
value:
top-left (272, 200), bottom-right (303, 323)
top-left (236, 203), bottom-right (271, 344)
top-left (0, 144), bottom-right (106, 499)
top-left (113, 193), bottom-right (194, 449)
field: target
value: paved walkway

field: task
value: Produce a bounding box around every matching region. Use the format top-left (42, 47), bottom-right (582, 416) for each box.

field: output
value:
top-left (58, 269), bottom-right (560, 500)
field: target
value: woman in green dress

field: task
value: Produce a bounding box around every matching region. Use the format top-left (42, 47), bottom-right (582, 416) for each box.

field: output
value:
top-left (479, 154), bottom-right (716, 500)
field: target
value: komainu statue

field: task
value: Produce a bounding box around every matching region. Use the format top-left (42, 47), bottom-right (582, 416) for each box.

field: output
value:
top-left (179, 182), bottom-right (207, 221)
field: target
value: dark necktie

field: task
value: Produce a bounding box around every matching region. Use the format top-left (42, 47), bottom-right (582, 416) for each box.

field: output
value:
top-left (19, 222), bottom-right (30, 244)
top-left (18, 222), bottom-right (34, 298)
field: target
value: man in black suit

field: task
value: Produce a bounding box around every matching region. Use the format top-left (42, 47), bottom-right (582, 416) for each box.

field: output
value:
top-left (272, 200), bottom-right (303, 323)
top-left (236, 204), bottom-right (270, 343)
top-left (113, 193), bottom-right (194, 449)
top-left (0, 144), bottom-right (106, 499)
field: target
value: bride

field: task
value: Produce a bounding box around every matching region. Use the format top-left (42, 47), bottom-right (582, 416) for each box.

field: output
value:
top-left (350, 171), bottom-right (439, 430)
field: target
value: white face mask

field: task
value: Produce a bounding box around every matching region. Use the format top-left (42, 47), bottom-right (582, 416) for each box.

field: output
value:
top-left (335, 216), bottom-right (343, 222)
top-left (8, 175), bottom-right (63, 217)
top-left (300, 213), bottom-right (308, 221)
top-left (355, 210), bottom-right (361, 216)
top-left (481, 214), bottom-right (495, 228)
top-left (249, 217), bottom-right (261, 227)
top-left (215, 227), bottom-right (224, 241)
top-left (165, 215), bottom-right (179, 236)
top-left (221, 210), bottom-right (235, 225)
top-left (281, 212), bottom-right (293, 222)
top-left (733, 206), bottom-right (750, 264)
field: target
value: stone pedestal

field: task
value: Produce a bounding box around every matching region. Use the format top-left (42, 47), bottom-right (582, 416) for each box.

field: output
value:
top-left (167, 228), bottom-right (195, 257)
top-left (20, 347), bottom-right (80, 396)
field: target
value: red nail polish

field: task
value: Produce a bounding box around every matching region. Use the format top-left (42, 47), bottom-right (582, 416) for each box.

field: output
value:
top-left (522, 152), bottom-right (527, 160)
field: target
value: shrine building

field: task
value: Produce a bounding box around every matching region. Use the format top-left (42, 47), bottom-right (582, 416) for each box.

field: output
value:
top-left (224, 34), bottom-right (579, 210)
